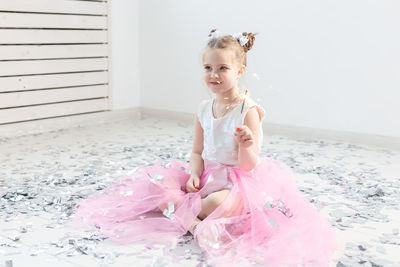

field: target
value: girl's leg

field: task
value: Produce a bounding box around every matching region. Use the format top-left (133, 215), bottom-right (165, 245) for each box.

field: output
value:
top-left (188, 189), bottom-right (230, 235)
top-left (158, 189), bottom-right (231, 235)
top-left (197, 189), bottom-right (231, 220)
top-left (156, 177), bottom-right (185, 211)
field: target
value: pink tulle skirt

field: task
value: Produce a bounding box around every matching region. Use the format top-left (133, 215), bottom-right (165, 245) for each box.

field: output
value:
top-left (72, 157), bottom-right (337, 266)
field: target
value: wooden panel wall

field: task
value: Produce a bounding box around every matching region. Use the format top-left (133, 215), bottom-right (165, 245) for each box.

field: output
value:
top-left (0, 0), bottom-right (110, 125)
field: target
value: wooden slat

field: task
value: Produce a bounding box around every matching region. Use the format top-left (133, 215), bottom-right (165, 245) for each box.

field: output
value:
top-left (0, 0), bottom-right (110, 125)
top-left (0, 58), bottom-right (108, 76)
top-left (0, 0), bottom-right (107, 15)
top-left (0, 98), bottom-right (109, 124)
top-left (0, 29), bottom-right (107, 44)
top-left (0, 85), bottom-right (108, 108)
top-left (0, 72), bottom-right (108, 93)
top-left (0, 44), bottom-right (108, 60)
top-left (0, 13), bottom-right (107, 29)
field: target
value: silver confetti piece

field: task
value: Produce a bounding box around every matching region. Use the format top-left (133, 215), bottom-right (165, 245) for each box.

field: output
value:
top-left (184, 248), bottom-right (192, 259)
top-left (9, 233), bottom-right (20, 242)
top-left (163, 162), bottom-right (171, 168)
top-left (268, 218), bottom-right (279, 228)
top-left (263, 196), bottom-right (275, 210)
top-left (120, 190), bottom-right (133, 196)
top-left (205, 239), bottom-right (220, 249)
top-left (263, 197), bottom-right (293, 218)
top-left (150, 174), bottom-right (165, 184)
top-left (276, 200), bottom-right (293, 218)
top-left (180, 166), bottom-right (190, 174)
top-left (162, 201), bottom-right (175, 219)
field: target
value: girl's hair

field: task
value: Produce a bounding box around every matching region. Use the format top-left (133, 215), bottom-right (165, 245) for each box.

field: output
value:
top-left (205, 29), bottom-right (258, 67)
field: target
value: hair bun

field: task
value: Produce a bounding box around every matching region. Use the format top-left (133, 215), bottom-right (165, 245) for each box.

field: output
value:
top-left (242, 32), bottom-right (258, 52)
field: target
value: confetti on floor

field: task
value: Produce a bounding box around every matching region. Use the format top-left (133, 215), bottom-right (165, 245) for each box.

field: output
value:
top-left (0, 116), bottom-right (399, 267)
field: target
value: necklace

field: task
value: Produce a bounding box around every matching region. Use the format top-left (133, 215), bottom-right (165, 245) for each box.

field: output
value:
top-left (212, 95), bottom-right (241, 118)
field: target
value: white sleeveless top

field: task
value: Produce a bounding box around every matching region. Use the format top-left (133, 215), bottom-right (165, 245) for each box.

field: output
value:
top-left (197, 97), bottom-right (265, 167)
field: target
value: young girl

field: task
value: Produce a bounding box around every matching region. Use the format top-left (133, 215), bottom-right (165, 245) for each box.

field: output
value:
top-left (73, 29), bottom-right (337, 266)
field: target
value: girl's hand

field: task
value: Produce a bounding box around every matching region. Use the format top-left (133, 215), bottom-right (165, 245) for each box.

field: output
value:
top-left (234, 126), bottom-right (254, 149)
top-left (186, 175), bottom-right (200, 193)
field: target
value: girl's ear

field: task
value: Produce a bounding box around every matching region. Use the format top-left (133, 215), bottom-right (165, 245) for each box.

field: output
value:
top-left (237, 64), bottom-right (246, 78)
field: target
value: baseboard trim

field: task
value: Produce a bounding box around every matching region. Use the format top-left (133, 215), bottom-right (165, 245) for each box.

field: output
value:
top-left (264, 122), bottom-right (400, 151)
top-left (139, 107), bottom-right (194, 122)
top-left (0, 108), bottom-right (141, 139)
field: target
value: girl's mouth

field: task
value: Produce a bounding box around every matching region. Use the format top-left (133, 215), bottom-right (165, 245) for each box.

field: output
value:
top-left (211, 81), bottom-right (221, 85)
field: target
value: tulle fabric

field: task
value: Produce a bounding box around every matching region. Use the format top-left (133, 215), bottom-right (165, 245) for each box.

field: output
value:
top-left (72, 157), bottom-right (336, 266)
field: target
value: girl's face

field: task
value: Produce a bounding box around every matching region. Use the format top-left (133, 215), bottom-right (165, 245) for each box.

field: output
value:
top-left (203, 48), bottom-right (244, 95)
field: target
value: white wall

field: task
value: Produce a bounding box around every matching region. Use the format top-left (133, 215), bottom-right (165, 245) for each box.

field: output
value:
top-left (135, 0), bottom-right (399, 138)
top-left (109, 0), bottom-right (141, 109)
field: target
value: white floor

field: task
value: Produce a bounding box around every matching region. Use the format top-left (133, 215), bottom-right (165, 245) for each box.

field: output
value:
top-left (1, 115), bottom-right (399, 267)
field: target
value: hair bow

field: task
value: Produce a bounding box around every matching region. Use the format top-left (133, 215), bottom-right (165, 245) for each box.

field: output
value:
top-left (231, 32), bottom-right (249, 46)
top-left (208, 29), bottom-right (222, 41)
top-left (207, 30), bottom-right (249, 47)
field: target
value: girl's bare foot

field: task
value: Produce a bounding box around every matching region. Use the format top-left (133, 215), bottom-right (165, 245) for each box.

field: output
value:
top-left (188, 217), bottom-right (202, 235)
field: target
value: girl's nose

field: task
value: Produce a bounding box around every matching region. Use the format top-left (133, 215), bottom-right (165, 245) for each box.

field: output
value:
top-left (210, 71), bottom-right (218, 78)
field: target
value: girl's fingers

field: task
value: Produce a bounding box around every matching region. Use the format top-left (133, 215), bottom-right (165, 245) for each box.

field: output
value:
top-left (236, 129), bottom-right (252, 139)
top-left (187, 186), bottom-right (195, 193)
top-left (192, 180), bottom-right (199, 191)
top-left (236, 125), bottom-right (249, 132)
top-left (241, 133), bottom-right (251, 139)
top-left (240, 136), bottom-right (253, 144)
top-left (236, 138), bottom-right (252, 146)
top-left (186, 181), bottom-right (192, 192)
top-left (235, 134), bottom-right (244, 143)
top-left (244, 136), bottom-right (253, 142)
top-left (239, 134), bottom-right (252, 142)
top-left (234, 131), bottom-right (249, 137)
top-left (235, 127), bottom-right (245, 136)
top-left (236, 127), bottom-right (244, 134)
top-left (235, 128), bottom-right (253, 145)
top-left (235, 127), bottom-right (254, 146)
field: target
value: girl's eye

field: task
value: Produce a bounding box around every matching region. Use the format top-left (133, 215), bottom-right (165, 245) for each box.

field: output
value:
top-left (204, 66), bottom-right (211, 71)
top-left (220, 66), bottom-right (228, 70)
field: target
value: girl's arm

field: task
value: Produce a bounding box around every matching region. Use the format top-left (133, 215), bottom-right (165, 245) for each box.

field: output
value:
top-left (236, 107), bottom-right (260, 171)
top-left (190, 114), bottom-right (204, 178)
